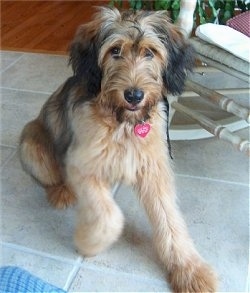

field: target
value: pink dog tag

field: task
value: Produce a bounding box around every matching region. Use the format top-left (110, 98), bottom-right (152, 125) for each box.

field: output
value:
top-left (134, 123), bottom-right (151, 138)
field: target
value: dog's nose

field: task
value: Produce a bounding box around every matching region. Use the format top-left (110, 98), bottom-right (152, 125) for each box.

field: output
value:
top-left (124, 88), bottom-right (144, 105)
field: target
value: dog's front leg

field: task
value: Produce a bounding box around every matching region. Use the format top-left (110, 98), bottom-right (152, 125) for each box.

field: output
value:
top-left (137, 161), bottom-right (217, 292)
top-left (67, 167), bottom-right (124, 257)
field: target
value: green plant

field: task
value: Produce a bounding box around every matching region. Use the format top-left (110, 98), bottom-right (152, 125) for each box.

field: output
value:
top-left (110, 0), bottom-right (249, 24)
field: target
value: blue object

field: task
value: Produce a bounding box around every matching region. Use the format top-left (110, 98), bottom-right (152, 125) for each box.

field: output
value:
top-left (0, 266), bottom-right (67, 293)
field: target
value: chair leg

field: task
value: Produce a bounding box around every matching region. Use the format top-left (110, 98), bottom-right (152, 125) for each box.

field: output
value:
top-left (167, 94), bottom-right (179, 124)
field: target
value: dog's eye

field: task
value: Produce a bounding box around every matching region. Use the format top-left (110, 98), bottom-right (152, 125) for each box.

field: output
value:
top-left (144, 49), bottom-right (154, 59)
top-left (111, 47), bottom-right (121, 58)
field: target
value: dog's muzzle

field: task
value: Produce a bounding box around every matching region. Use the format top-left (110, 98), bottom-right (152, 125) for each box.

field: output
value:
top-left (124, 88), bottom-right (144, 106)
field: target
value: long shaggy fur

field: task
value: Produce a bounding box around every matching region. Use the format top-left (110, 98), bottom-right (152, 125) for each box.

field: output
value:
top-left (19, 7), bottom-right (217, 292)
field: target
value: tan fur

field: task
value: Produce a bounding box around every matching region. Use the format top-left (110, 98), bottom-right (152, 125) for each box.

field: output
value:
top-left (19, 119), bottom-right (62, 186)
top-left (46, 184), bottom-right (76, 209)
top-left (19, 7), bottom-right (217, 292)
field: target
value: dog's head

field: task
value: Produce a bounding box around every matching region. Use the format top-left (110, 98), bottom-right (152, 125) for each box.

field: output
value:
top-left (70, 7), bottom-right (195, 123)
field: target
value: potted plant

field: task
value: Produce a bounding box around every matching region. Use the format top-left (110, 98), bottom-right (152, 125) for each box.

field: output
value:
top-left (110, 0), bottom-right (249, 25)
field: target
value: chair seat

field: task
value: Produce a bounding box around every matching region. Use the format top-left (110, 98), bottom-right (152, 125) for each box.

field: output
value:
top-left (190, 37), bottom-right (249, 79)
top-left (194, 23), bottom-right (250, 62)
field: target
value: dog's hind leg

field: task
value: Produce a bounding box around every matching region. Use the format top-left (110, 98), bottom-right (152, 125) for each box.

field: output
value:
top-left (19, 119), bottom-right (76, 208)
top-left (20, 119), bottom-right (60, 186)
top-left (137, 160), bottom-right (217, 292)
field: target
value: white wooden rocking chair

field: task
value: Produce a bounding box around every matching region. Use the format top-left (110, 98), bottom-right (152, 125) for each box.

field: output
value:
top-left (169, 0), bottom-right (250, 155)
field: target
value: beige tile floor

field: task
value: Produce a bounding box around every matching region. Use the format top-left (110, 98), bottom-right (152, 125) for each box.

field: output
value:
top-left (0, 50), bottom-right (249, 292)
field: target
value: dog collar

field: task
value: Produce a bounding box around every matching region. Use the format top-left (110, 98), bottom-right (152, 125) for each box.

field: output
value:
top-left (134, 121), bottom-right (151, 138)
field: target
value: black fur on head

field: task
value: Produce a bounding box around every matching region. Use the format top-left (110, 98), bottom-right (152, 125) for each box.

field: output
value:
top-left (68, 7), bottom-right (123, 98)
top-left (69, 19), bottom-right (102, 97)
top-left (162, 30), bottom-right (195, 95)
top-left (142, 10), bottom-right (195, 95)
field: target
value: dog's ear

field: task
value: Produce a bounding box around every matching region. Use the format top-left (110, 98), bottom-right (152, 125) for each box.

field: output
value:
top-left (69, 18), bottom-right (102, 96)
top-left (162, 25), bottom-right (195, 95)
top-left (142, 11), bottom-right (195, 95)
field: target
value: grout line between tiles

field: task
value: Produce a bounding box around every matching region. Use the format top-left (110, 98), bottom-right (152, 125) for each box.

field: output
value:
top-left (111, 183), bottom-right (120, 197)
top-left (0, 54), bottom-right (24, 74)
top-left (77, 261), bottom-right (167, 287)
top-left (176, 173), bottom-right (249, 187)
top-left (0, 148), bottom-right (17, 170)
top-left (1, 241), bottom-right (167, 289)
top-left (20, 51), bottom-right (68, 59)
top-left (80, 259), bottom-right (165, 284)
top-left (0, 86), bottom-right (52, 96)
top-left (1, 241), bottom-right (79, 266)
top-left (0, 144), bottom-right (17, 149)
top-left (63, 257), bottom-right (83, 291)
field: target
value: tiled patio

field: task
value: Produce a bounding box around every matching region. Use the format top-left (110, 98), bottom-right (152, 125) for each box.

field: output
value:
top-left (0, 50), bottom-right (249, 292)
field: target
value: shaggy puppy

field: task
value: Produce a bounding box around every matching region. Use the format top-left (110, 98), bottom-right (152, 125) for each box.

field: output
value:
top-left (19, 7), bottom-right (217, 292)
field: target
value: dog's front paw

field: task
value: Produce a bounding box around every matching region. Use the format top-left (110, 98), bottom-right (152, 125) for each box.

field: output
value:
top-left (168, 261), bottom-right (217, 293)
top-left (74, 203), bottom-right (124, 257)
